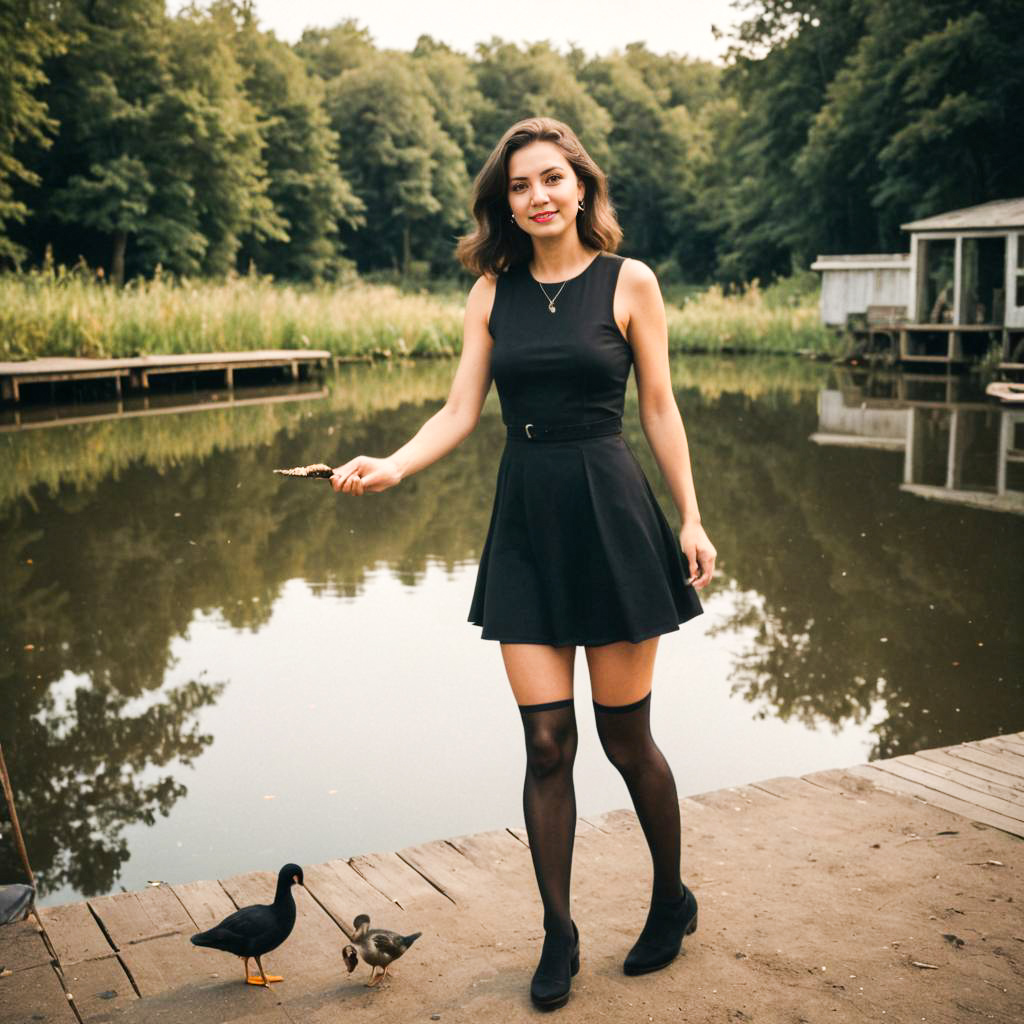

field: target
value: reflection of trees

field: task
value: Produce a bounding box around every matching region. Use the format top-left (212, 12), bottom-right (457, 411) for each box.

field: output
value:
top-left (681, 384), bottom-right (1024, 759)
top-left (1, 357), bottom-right (1022, 901)
top-left (1, 677), bottom-right (222, 897)
top-left (2, 517), bottom-right (224, 896)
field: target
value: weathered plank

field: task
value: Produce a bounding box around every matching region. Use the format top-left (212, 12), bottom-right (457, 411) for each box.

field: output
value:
top-left (395, 838), bottom-right (500, 906)
top-left (118, 934), bottom-right (199, 998)
top-left (844, 764), bottom-right (1024, 836)
top-left (347, 851), bottom-right (452, 915)
top-left (445, 828), bottom-right (532, 878)
top-left (169, 879), bottom-right (239, 933)
top-left (0, 918), bottom-right (52, 974)
top-left (749, 775), bottom-right (830, 800)
top-left (937, 743), bottom-right (1024, 779)
top-left (679, 796), bottom-right (710, 818)
top-left (979, 735), bottom-right (1024, 758)
top-left (302, 859), bottom-right (397, 937)
top-left (872, 758), bottom-right (1024, 821)
top-left (0, 963), bottom-right (77, 1024)
top-left (914, 747), bottom-right (1024, 789)
top-left (802, 766), bottom-right (908, 795)
top-left (689, 783), bottom-right (784, 813)
top-left (61, 954), bottom-right (138, 1021)
top-left (896, 753), bottom-right (1024, 804)
top-left (218, 871), bottom-right (349, 985)
top-left (38, 901), bottom-right (113, 966)
top-left (88, 886), bottom-right (192, 947)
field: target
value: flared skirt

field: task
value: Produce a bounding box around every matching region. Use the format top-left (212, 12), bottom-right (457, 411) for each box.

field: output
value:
top-left (467, 434), bottom-right (703, 646)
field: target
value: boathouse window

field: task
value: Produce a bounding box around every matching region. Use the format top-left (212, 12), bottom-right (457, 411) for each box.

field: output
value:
top-left (919, 238), bottom-right (955, 323)
top-left (1017, 233), bottom-right (1024, 307)
top-left (961, 236), bottom-right (1005, 324)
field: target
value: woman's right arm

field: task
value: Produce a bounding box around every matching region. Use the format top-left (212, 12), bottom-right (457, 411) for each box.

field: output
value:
top-left (331, 275), bottom-right (496, 495)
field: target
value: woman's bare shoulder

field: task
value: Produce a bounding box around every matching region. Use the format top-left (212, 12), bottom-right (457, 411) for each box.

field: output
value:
top-left (467, 272), bottom-right (500, 299)
top-left (617, 256), bottom-right (659, 288)
top-left (465, 273), bottom-right (499, 327)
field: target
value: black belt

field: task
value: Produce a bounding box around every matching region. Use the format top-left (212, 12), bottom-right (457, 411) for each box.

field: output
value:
top-left (505, 415), bottom-right (622, 442)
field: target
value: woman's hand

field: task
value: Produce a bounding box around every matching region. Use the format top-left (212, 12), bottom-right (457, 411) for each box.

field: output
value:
top-left (330, 455), bottom-right (402, 496)
top-left (679, 521), bottom-right (716, 590)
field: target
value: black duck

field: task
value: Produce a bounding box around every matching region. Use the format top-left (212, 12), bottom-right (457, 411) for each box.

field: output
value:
top-left (190, 863), bottom-right (303, 986)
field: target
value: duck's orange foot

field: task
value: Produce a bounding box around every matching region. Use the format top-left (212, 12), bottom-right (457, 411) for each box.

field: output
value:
top-left (246, 974), bottom-right (284, 986)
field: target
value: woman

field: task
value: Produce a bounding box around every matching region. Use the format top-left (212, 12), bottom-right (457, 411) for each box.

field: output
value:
top-left (331, 116), bottom-right (715, 1011)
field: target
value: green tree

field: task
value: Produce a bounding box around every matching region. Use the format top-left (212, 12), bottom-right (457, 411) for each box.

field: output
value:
top-left (293, 18), bottom-right (377, 80)
top-left (470, 39), bottom-right (612, 172)
top-left (798, 1), bottom-right (1024, 250)
top-left (230, 7), bottom-right (364, 279)
top-left (710, 0), bottom-right (1024, 280)
top-left (0, 0), bottom-right (65, 267)
top-left (158, 4), bottom-right (284, 276)
top-left (711, 0), bottom-right (867, 281)
top-left (325, 52), bottom-right (468, 274)
top-left (29, 0), bottom-right (282, 282)
top-left (579, 49), bottom-right (717, 279)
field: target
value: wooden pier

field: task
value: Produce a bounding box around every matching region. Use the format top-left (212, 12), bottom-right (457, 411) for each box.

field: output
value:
top-left (0, 351), bottom-right (331, 403)
top-left (2, 732), bottom-right (1022, 1024)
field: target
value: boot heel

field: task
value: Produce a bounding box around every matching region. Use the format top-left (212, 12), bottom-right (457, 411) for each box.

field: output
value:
top-left (570, 950), bottom-right (580, 976)
top-left (686, 910), bottom-right (698, 936)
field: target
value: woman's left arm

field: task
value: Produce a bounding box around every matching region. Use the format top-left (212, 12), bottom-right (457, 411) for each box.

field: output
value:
top-left (622, 259), bottom-right (716, 590)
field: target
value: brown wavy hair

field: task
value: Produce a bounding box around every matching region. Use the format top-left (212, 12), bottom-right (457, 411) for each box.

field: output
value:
top-left (456, 117), bottom-right (622, 278)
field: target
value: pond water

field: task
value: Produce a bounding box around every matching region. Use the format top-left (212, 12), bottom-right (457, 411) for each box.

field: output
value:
top-left (1, 355), bottom-right (1021, 907)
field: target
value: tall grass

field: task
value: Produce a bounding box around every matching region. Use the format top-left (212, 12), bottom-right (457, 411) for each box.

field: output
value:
top-left (0, 269), bottom-right (464, 361)
top-left (667, 279), bottom-right (833, 355)
top-left (0, 267), bottom-right (836, 361)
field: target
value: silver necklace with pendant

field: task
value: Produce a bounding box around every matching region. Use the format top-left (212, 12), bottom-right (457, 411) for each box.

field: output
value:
top-left (537, 278), bottom-right (569, 313)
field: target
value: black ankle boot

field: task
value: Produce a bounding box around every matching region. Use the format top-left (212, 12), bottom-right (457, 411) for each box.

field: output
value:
top-left (623, 884), bottom-right (698, 976)
top-left (530, 920), bottom-right (580, 1010)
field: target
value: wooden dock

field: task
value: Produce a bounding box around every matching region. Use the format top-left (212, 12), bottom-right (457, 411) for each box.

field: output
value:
top-left (0, 352), bottom-right (331, 403)
top-left (3, 732), bottom-right (1022, 1024)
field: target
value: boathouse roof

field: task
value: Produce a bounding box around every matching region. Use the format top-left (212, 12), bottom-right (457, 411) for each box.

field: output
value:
top-left (901, 197), bottom-right (1024, 232)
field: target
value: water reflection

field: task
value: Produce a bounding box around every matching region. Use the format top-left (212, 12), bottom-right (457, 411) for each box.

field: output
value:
top-left (1, 358), bottom-right (1020, 905)
top-left (814, 367), bottom-right (1024, 513)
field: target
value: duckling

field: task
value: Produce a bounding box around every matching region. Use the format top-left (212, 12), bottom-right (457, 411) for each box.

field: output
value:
top-left (0, 884), bottom-right (35, 925)
top-left (351, 914), bottom-right (421, 987)
top-left (190, 863), bottom-right (303, 986)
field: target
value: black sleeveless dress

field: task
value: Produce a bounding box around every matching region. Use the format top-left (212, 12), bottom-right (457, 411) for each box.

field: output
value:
top-left (467, 251), bottom-right (703, 646)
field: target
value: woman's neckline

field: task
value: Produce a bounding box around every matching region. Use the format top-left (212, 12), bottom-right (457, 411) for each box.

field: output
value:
top-left (527, 250), bottom-right (603, 286)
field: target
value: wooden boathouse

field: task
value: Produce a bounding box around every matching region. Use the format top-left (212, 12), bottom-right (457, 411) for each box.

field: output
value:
top-left (812, 197), bottom-right (1024, 372)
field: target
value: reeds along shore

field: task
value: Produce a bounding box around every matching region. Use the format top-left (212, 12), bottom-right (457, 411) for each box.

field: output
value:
top-left (0, 269), bottom-right (837, 363)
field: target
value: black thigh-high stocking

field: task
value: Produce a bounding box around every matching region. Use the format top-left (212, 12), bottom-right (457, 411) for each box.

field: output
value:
top-left (518, 698), bottom-right (578, 941)
top-left (593, 691), bottom-right (681, 900)
top-left (594, 691), bottom-right (697, 973)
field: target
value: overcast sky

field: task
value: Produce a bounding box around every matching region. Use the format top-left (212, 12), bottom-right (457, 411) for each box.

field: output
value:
top-left (169, 0), bottom-right (741, 62)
